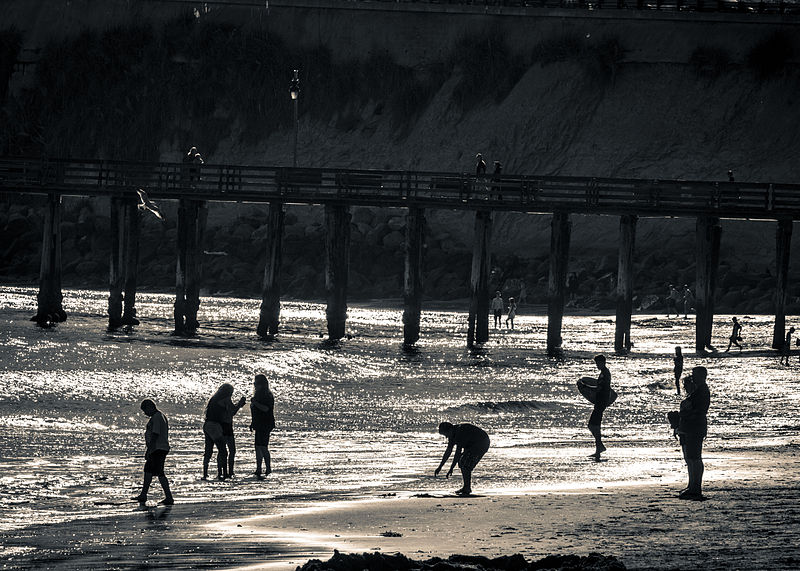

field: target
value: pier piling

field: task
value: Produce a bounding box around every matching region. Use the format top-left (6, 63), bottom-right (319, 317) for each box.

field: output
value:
top-left (109, 196), bottom-right (141, 328)
top-left (122, 198), bottom-right (141, 326)
top-left (257, 202), bottom-right (285, 339)
top-left (467, 210), bottom-right (492, 348)
top-left (772, 218), bottom-right (792, 349)
top-left (108, 196), bottom-right (124, 327)
top-left (614, 215), bottom-right (637, 353)
top-left (403, 207), bottom-right (425, 346)
top-left (325, 204), bottom-right (351, 341)
top-left (174, 199), bottom-right (206, 335)
top-left (695, 216), bottom-right (721, 352)
top-left (547, 212), bottom-right (571, 356)
top-left (33, 193), bottom-right (66, 326)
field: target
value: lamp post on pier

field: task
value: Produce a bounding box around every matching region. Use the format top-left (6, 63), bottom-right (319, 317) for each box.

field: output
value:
top-left (289, 69), bottom-right (300, 168)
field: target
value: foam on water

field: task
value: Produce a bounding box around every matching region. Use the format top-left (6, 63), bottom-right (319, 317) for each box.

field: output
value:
top-left (1, 286), bottom-right (799, 532)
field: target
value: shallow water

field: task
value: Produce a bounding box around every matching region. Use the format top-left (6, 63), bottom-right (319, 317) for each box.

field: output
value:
top-left (1, 286), bottom-right (799, 535)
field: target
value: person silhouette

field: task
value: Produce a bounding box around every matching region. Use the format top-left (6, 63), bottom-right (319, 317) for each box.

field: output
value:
top-left (584, 354), bottom-right (611, 459)
top-left (674, 346), bottom-right (683, 395)
top-left (725, 317), bottom-right (743, 352)
top-left (132, 399), bottom-right (174, 505)
top-left (505, 297), bottom-right (517, 330)
top-left (434, 422), bottom-right (490, 496)
top-left (249, 374), bottom-right (275, 479)
top-left (203, 384), bottom-right (233, 480)
top-left (677, 367), bottom-right (710, 500)
top-left (780, 326), bottom-right (795, 366)
top-left (490, 291), bottom-right (504, 329)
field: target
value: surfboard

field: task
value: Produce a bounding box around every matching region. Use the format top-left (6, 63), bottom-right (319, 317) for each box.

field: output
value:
top-left (577, 377), bottom-right (618, 406)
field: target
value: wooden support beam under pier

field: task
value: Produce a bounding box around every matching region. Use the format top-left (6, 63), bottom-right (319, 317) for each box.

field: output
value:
top-left (615, 215), bottom-right (637, 354)
top-left (695, 216), bottom-right (721, 353)
top-left (772, 218), bottom-right (792, 349)
top-left (174, 199), bottom-right (206, 335)
top-left (122, 198), bottom-right (141, 326)
top-left (108, 195), bottom-right (142, 329)
top-left (547, 212), bottom-right (571, 357)
top-left (257, 202), bottom-right (285, 339)
top-left (467, 210), bottom-right (492, 348)
top-left (325, 204), bottom-right (351, 341)
top-left (108, 196), bottom-right (124, 327)
top-left (403, 207), bottom-right (425, 346)
top-left (33, 193), bottom-right (66, 326)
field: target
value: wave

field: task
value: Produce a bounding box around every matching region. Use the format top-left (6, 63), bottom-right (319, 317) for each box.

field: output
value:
top-left (446, 400), bottom-right (555, 414)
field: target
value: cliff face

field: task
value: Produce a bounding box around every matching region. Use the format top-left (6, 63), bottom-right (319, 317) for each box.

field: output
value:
top-left (1, 2), bottom-right (800, 310)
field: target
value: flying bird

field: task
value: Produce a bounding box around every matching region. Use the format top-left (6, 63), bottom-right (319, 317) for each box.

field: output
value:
top-left (136, 188), bottom-right (164, 221)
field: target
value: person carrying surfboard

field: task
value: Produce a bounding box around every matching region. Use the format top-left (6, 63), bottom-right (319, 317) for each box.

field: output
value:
top-left (583, 354), bottom-right (612, 459)
top-left (433, 422), bottom-right (490, 496)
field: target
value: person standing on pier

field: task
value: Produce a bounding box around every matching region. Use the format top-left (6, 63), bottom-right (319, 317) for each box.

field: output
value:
top-left (491, 291), bottom-right (504, 329)
top-left (674, 346), bottom-right (683, 395)
top-left (132, 399), bottom-right (174, 505)
top-left (725, 317), bottom-right (743, 353)
top-left (434, 421), bottom-right (490, 496)
top-left (249, 374), bottom-right (275, 479)
top-left (587, 354), bottom-right (612, 459)
top-left (780, 326), bottom-right (795, 366)
top-left (677, 366), bottom-right (710, 500)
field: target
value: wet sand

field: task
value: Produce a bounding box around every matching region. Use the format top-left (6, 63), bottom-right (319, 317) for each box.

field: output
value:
top-left (4, 446), bottom-right (800, 570)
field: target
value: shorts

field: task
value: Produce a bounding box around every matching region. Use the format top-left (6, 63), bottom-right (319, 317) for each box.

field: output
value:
top-left (493, 310), bottom-right (502, 319)
top-left (144, 449), bottom-right (168, 476)
top-left (203, 421), bottom-right (223, 442)
top-left (588, 405), bottom-right (606, 427)
top-left (254, 428), bottom-right (272, 448)
top-left (221, 422), bottom-right (234, 437)
top-left (458, 440), bottom-right (490, 473)
top-left (680, 434), bottom-right (704, 460)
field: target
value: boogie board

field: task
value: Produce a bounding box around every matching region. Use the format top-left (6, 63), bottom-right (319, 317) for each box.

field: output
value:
top-left (577, 377), bottom-right (618, 406)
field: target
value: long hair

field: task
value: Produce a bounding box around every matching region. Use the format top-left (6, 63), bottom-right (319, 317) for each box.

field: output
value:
top-left (253, 374), bottom-right (268, 400)
top-left (206, 383), bottom-right (233, 414)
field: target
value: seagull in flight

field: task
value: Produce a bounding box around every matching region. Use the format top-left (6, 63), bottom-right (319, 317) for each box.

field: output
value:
top-left (136, 188), bottom-right (164, 221)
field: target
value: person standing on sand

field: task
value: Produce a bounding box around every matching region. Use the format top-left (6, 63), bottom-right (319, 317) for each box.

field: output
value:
top-left (584, 354), bottom-right (611, 459)
top-left (203, 383), bottom-right (234, 479)
top-left (780, 326), bottom-right (795, 366)
top-left (434, 422), bottom-right (490, 496)
top-left (249, 374), bottom-right (275, 479)
top-left (666, 284), bottom-right (681, 318)
top-left (132, 399), bottom-right (174, 505)
top-left (505, 297), bottom-right (517, 330)
top-left (674, 346), bottom-right (683, 396)
top-left (491, 291), bottom-right (504, 329)
top-left (725, 317), bottom-right (743, 353)
top-left (221, 385), bottom-right (247, 478)
top-left (677, 366), bottom-right (710, 500)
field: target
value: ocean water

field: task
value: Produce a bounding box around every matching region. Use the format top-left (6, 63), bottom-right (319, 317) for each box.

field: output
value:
top-left (1, 286), bottom-right (799, 535)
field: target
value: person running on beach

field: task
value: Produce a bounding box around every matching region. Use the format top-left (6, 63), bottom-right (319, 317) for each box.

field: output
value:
top-left (584, 354), bottom-right (611, 459)
top-left (434, 422), bottom-right (490, 496)
top-left (780, 326), bottom-right (795, 366)
top-left (677, 366), bottom-right (710, 500)
top-left (505, 297), bottom-right (517, 330)
top-left (674, 346), bottom-right (683, 395)
top-left (132, 399), bottom-right (174, 505)
top-left (203, 383), bottom-right (235, 479)
top-left (725, 317), bottom-right (743, 353)
top-left (249, 374), bottom-right (275, 479)
top-left (491, 291), bottom-right (504, 329)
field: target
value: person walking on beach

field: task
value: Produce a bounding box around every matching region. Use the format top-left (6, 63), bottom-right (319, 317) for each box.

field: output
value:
top-left (249, 374), bottom-right (275, 479)
top-left (585, 354), bottom-right (612, 459)
top-left (505, 297), bottom-right (517, 330)
top-left (132, 399), bottom-right (174, 505)
top-left (491, 291), bottom-right (504, 329)
top-left (682, 285), bottom-right (694, 318)
top-left (666, 284), bottom-right (681, 318)
top-left (202, 383), bottom-right (237, 479)
top-left (434, 422), bottom-right (490, 496)
top-left (725, 317), bottom-right (743, 353)
top-left (780, 326), bottom-right (795, 366)
top-left (674, 346), bottom-right (683, 396)
top-left (677, 366), bottom-right (710, 500)
top-left (222, 386), bottom-right (247, 478)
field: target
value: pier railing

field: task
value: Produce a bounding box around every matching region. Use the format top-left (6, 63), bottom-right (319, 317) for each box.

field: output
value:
top-left (2, 156), bottom-right (799, 219)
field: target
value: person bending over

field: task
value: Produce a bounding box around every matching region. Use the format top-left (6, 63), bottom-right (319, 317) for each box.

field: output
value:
top-left (434, 422), bottom-right (490, 496)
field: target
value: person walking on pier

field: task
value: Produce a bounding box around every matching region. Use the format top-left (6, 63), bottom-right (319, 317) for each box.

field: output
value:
top-left (434, 421), bottom-right (490, 496)
top-left (674, 346), bottom-right (683, 396)
top-left (475, 153), bottom-right (486, 176)
top-left (677, 366), bottom-right (710, 500)
top-left (249, 374), bottom-right (275, 479)
top-left (132, 399), bottom-right (174, 505)
top-left (586, 354), bottom-right (612, 459)
top-left (780, 326), bottom-right (795, 366)
top-left (491, 291), bottom-right (504, 329)
top-left (725, 317), bottom-right (743, 353)
top-left (505, 297), bottom-right (517, 330)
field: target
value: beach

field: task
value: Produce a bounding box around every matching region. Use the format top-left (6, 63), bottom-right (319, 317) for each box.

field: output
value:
top-left (2, 286), bottom-right (800, 569)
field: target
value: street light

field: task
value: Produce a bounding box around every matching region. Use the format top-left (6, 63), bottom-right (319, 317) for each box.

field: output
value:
top-left (289, 69), bottom-right (300, 168)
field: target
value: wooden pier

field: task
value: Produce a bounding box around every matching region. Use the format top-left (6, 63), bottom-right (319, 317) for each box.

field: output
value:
top-left (2, 156), bottom-right (799, 354)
